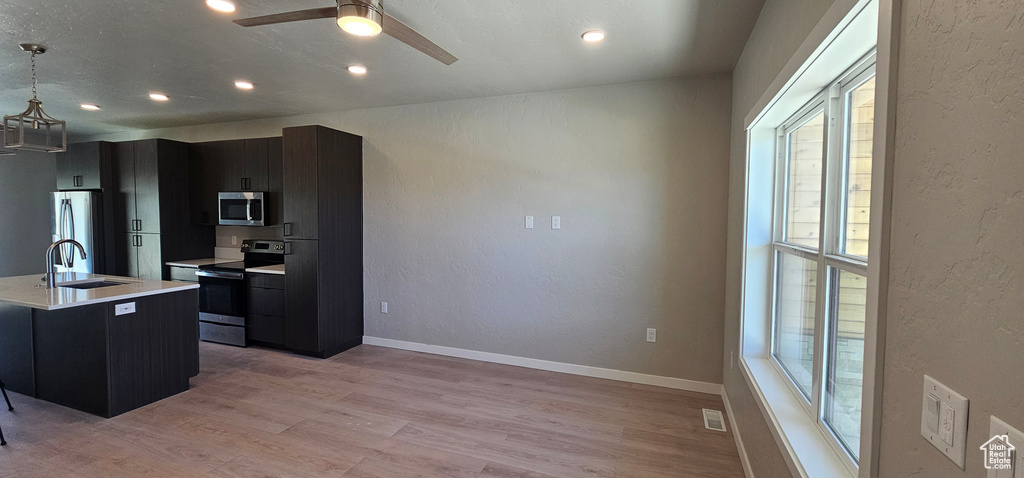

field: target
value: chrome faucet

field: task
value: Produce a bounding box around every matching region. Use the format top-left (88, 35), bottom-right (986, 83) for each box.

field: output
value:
top-left (46, 239), bottom-right (87, 289)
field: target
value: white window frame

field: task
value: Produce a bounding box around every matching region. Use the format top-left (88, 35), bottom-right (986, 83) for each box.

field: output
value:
top-left (731, 0), bottom-right (897, 476)
top-left (768, 54), bottom-right (876, 469)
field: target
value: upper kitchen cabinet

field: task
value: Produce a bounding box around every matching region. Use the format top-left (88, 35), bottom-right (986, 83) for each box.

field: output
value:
top-left (282, 126), bottom-right (362, 240)
top-left (56, 142), bottom-right (113, 191)
top-left (188, 137), bottom-right (281, 226)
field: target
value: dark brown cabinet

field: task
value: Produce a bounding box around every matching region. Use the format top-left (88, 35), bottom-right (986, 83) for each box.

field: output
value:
top-left (56, 142), bottom-right (113, 190)
top-left (189, 137), bottom-right (282, 226)
top-left (111, 139), bottom-right (213, 279)
top-left (282, 125), bottom-right (363, 358)
top-left (247, 273), bottom-right (285, 346)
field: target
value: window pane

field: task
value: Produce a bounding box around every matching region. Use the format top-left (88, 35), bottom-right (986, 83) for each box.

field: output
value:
top-left (824, 269), bottom-right (866, 459)
top-left (843, 77), bottom-right (875, 258)
top-left (784, 112), bottom-right (825, 249)
top-left (774, 252), bottom-right (818, 399)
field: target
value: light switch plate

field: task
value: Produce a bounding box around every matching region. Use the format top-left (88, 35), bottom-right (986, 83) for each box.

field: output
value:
top-left (381, 302), bottom-right (388, 314)
top-left (114, 302), bottom-right (136, 316)
top-left (525, 216), bottom-right (534, 229)
top-left (986, 416), bottom-right (1024, 478)
top-left (921, 375), bottom-right (970, 469)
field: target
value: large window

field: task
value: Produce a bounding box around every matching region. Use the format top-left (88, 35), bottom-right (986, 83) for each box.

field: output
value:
top-left (771, 57), bottom-right (875, 462)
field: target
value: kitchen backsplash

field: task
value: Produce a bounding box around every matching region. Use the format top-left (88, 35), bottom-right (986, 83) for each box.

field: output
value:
top-left (215, 225), bottom-right (284, 248)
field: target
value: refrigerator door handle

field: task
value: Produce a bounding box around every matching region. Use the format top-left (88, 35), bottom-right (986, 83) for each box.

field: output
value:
top-left (66, 201), bottom-right (76, 267)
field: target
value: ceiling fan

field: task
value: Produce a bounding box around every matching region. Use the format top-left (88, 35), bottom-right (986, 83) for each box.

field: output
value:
top-left (233, 0), bottom-right (458, 65)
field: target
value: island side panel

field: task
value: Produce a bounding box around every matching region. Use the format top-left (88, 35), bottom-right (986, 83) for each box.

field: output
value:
top-left (0, 303), bottom-right (36, 396)
top-left (107, 289), bottom-right (198, 417)
top-left (32, 303), bottom-right (110, 417)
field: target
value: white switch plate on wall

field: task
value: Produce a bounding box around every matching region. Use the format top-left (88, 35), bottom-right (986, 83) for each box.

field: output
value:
top-left (525, 216), bottom-right (534, 229)
top-left (921, 374), bottom-right (970, 469)
top-left (987, 416), bottom-right (1024, 478)
top-left (551, 216), bottom-right (561, 230)
top-left (381, 302), bottom-right (388, 314)
top-left (114, 302), bottom-right (136, 316)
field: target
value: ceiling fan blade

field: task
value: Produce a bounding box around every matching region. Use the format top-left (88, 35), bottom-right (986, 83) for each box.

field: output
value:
top-left (233, 7), bottom-right (337, 27)
top-left (381, 12), bottom-right (458, 65)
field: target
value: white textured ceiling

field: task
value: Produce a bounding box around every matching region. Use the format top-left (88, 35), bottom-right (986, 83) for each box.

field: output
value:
top-left (0, 0), bottom-right (764, 137)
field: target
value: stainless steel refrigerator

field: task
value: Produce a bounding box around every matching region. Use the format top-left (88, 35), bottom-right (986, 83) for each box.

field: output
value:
top-left (50, 191), bottom-right (106, 273)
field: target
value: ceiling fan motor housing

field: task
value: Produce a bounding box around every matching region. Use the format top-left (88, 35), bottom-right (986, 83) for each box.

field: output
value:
top-left (338, 0), bottom-right (384, 35)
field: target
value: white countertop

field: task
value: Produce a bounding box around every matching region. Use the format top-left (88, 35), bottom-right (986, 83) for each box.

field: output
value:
top-left (245, 264), bottom-right (285, 275)
top-left (0, 272), bottom-right (199, 311)
top-left (165, 258), bottom-right (238, 268)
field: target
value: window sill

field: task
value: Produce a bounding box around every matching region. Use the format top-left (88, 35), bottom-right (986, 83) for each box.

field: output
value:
top-left (740, 357), bottom-right (856, 478)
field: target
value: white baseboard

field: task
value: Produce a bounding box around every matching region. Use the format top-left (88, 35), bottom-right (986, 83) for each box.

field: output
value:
top-left (361, 336), bottom-right (722, 395)
top-left (722, 388), bottom-right (755, 478)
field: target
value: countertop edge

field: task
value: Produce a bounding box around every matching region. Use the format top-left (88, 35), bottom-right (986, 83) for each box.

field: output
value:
top-left (0, 283), bottom-right (199, 311)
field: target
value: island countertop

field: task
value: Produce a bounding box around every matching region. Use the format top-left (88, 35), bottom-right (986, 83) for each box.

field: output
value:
top-left (0, 272), bottom-right (199, 311)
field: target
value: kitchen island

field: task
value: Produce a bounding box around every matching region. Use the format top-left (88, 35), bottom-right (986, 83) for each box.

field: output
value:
top-left (0, 272), bottom-right (199, 418)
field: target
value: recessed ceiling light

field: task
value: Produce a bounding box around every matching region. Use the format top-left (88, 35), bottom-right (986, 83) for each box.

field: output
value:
top-left (80, 104), bottom-right (101, 111)
top-left (348, 65), bottom-right (368, 75)
top-left (234, 80), bottom-right (254, 90)
top-left (149, 93), bottom-right (169, 102)
top-left (582, 30), bottom-right (605, 43)
top-left (206, 0), bottom-right (235, 13)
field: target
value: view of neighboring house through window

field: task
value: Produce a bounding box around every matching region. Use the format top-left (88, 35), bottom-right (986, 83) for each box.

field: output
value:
top-left (771, 56), bottom-right (875, 462)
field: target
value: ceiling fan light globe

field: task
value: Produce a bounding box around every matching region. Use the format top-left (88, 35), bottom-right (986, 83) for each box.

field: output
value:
top-left (337, 3), bottom-right (383, 37)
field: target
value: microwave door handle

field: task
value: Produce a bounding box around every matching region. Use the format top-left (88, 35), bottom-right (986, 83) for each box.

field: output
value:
top-left (246, 200), bottom-right (252, 221)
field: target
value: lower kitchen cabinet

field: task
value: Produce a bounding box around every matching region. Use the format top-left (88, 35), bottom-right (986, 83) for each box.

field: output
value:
top-left (246, 272), bottom-right (285, 347)
top-left (285, 239), bottom-right (320, 353)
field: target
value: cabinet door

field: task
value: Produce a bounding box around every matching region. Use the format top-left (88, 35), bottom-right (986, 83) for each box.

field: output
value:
top-left (243, 138), bottom-right (269, 192)
top-left (282, 126), bottom-right (319, 239)
top-left (136, 233), bottom-right (163, 280)
top-left (267, 137), bottom-right (283, 226)
top-left (111, 142), bottom-right (137, 234)
top-left (285, 239), bottom-right (319, 353)
top-left (222, 140), bottom-right (246, 192)
top-left (56, 142), bottom-right (105, 190)
top-left (188, 143), bottom-right (211, 225)
top-left (133, 140), bottom-right (161, 234)
top-left (116, 233), bottom-right (139, 278)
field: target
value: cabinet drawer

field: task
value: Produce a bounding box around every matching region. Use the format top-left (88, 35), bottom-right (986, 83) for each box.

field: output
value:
top-left (168, 266), bottom-right (198, 283)
top-left (247, 287), bottom-right (284, 317)
top-left (248, 273), bottom-right (284, 290)
top-left (248, 314), bottom-right (285, 345)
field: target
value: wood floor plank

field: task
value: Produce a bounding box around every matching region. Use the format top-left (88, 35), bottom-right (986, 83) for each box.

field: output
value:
top-left (0, 343), bottom-right (742, 478)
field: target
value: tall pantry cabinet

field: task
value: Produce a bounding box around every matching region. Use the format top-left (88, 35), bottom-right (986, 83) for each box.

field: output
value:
top-left (281, 125), bottom-right (363, 358)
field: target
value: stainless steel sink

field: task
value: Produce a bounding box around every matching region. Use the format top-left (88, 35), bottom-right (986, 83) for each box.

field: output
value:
top-left (57, 279), bottom-right (130, 290)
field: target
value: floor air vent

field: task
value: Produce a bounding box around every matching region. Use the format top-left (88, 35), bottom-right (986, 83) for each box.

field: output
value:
top-left (703, 409), bottom-right (727, 432)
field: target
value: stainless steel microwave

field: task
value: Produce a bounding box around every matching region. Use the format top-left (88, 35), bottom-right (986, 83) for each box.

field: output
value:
top-left (218, 192), bottom-right (265, 226)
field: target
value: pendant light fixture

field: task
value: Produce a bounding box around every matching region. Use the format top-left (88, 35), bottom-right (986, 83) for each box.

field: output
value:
top-left (3, 44), bottom-right (67, 153)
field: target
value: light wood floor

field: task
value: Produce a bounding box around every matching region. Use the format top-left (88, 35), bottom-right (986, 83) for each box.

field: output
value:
top-left (0, 343), bottom-right (744, 477)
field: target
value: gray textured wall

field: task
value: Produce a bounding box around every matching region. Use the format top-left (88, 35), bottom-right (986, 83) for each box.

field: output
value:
top-left (878, 1), bottom-right (1024, 476)
top-left (0, 151), bottom-right (56, 277)
top-left (722, 0), bottom-right (838, 476)
top-left (87, 76), bottom-right (733, 383)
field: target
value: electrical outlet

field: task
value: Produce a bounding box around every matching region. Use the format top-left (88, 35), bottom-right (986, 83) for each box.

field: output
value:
top-left (231, 235), bottom-right (238, 245)
top-left (552, 216), bottom-right (561, 230)
top-left (646, 328), bottom-right (656, 343)
top-left (114, 302), bottom-right (136, 316)
top-left (381, 302), bottom-right (388, 314)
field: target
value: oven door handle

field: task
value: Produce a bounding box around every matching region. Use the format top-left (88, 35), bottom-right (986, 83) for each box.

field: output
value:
top-left (195, 270), bottom-right (244, 280)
